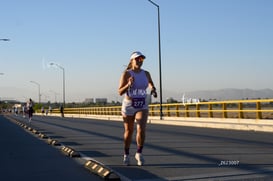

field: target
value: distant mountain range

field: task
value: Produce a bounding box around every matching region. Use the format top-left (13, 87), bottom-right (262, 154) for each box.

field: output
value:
top-left (179, 88), bottom-right (273, 101)
top-left (2, 86), bottom-right (273, 102)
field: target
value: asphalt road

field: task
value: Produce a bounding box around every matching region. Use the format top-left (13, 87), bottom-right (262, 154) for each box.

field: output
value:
top-left (2, 113), bottom-right (273, 180)
top-left (0, 115), bottom-right (102, 181)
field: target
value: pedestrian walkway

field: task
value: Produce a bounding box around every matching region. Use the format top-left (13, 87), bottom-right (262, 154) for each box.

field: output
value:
top-left (0, 115), bottom-right (102, 181)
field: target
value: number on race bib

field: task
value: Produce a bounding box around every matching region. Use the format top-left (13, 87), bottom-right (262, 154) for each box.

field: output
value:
top-left (132, 98), bottom-right (145, 108)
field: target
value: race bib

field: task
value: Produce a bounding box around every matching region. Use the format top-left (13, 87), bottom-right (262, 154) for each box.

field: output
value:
top-left (132, 98), bottom-right (145, 108)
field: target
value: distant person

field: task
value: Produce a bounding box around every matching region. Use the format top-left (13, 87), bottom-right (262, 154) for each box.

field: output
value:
top-left (60, 105), bottom-right (64, 117)
top-left (27, 98), bottom-right (34, 123)
top-left (41, 107), bottom-right (45, 115)
top-left (22, 104), bottom-right (26, 118)
top-left (49, 106), bottom-right (52, 114)
top-left (13, 107), bottom-right (15, 115)
top-left (118, 51), bottom-right (157, 166)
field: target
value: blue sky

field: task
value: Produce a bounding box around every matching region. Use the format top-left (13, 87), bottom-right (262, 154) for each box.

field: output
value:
top-left (1, 0), bottom-right (273, 103)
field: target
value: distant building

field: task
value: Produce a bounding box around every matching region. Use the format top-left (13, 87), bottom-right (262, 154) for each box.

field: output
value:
top-left (182, 94), bottom-right (200, 105)
top-left (95, 98), bottom-right (107, 104)
top-left (83, 98), bottom-right (94, 104)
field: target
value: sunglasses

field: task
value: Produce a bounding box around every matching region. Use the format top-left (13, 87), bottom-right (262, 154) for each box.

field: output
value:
top-left (135, 56), bottom-right (144, 62)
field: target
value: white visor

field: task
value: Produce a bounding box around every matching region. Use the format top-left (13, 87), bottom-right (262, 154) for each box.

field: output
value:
top-left (130, 51), bottom-right (146, 60)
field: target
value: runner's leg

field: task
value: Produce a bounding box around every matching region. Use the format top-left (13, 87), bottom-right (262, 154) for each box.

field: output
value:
top-left (123, 115), bottom-right (135, 165)
top-left (135, 109), bottom-right (148, 149)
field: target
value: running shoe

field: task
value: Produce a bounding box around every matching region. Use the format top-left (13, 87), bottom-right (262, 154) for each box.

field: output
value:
top-left (135, 153), bottom-right (145, 166)
top-left (123, 154), bottom-right (130, 166)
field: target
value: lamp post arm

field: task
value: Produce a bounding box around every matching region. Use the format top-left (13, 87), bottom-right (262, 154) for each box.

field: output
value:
top-left (148, 0), bottom-right (159, 7)
top-left (0, 39), bottom-right (10, 41)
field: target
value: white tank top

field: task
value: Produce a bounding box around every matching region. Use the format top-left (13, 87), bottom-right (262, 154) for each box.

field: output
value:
top-left (126, 69), bottom-right (148, 99)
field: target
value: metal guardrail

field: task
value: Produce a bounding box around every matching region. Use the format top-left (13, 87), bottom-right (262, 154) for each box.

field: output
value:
top-left (52, 99), bottom-right (273, 119)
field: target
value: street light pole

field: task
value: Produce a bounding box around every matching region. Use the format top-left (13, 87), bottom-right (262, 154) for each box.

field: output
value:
top-left (30, 81), bottom-right (41, 103)
top-left (148, 0), bottom-right (163, 120)
top-left (50, 62), bottom-right (65, 107)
